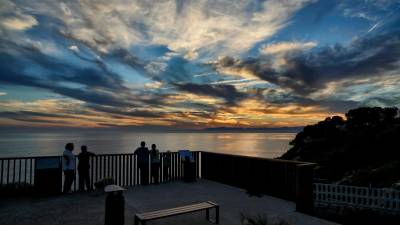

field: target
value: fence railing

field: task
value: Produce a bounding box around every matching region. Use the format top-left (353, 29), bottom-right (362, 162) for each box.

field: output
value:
top-left (201, 151), bottom-right (316, 213)
top-left (0, 156), bottom-right (36, 188)
top-left (314, 183), bottom-right (400, 214)
top-left (0, 151), bottom-right (319, 213)
top-left (0, 151), bottom-right (201, 192)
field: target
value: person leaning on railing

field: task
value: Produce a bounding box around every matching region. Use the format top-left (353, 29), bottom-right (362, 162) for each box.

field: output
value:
top-left (78, 145), bottom-right (96, 192)
top-left (150, 144), bottom-right (160, 184)
top-left (62, 143), bottom-right (76, 194)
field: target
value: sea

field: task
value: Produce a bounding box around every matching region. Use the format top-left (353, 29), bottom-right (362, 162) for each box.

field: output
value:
top-left (0, 130), bottom-right (295, 159)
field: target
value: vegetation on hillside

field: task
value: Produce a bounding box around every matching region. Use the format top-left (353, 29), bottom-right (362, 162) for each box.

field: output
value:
top-left (280, 107), bottom-right (400, 187)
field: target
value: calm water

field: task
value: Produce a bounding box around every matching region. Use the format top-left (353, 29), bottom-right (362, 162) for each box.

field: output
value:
top-left (0, 131), bottom-right (295, 158)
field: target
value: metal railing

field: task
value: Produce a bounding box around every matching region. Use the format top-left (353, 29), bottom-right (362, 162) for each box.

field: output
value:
top-left (0, 156), bottom-right (36, 188)
top-left (0, 151), bottom-right (317, 213)
top-left (0, 151), bottom-right (201, 192)
top-left (314, 183), bottom-right (400, 214)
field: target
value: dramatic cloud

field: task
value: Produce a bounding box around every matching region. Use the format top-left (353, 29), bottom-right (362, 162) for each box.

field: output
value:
top-left (0, 1), bottom-right (38, 30)
top-left (6, 0), bottom-right (314, 56)
top-left (259, 41), bottom-right (317, 55)
top-left (0, 36), bottom-right (142, 108)
top-left (87, 104), bottom-right (165, 119)
top-left (174, 83), bottom-right (247, 106)
top-left (214, 32), bottom-right (400, 96)
top-left (0, 0), bottom-right (399, 128)
top-left (1, 14), bottom-right (38, 30)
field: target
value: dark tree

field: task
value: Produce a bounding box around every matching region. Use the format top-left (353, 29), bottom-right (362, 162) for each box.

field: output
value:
top-left (280, 107), bottom-right (400, 187)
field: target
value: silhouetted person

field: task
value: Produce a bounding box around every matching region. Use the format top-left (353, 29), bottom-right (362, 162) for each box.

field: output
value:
top-left (162, 151), bottom-right (171, 181)
top-left (184, 155), bottom-right (191, 162)
top-left (134, 141), bottom-right (150, 185)
top-left (78, 145), bottom-right (95, 191)
top-left (150, 144), bottom-right (160, 184)
top-left (63, 143), bottom-right (75, 193)
top-left (183, 154), bottom-right (196, 182)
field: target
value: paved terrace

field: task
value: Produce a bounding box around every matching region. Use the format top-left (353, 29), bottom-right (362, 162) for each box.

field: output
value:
top-left (0, 180), bottom-right (339, 225)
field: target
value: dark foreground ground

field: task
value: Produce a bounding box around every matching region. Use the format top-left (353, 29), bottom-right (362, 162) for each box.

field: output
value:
top-left (0, 180), bottom-right (339, 225)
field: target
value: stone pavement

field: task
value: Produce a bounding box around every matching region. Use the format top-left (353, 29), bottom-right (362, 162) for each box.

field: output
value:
top-left (0, 180), bottom-right (340, 225)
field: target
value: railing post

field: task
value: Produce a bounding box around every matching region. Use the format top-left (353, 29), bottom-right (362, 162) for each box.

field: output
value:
top-left (296, 163), bottom-right (316, 214)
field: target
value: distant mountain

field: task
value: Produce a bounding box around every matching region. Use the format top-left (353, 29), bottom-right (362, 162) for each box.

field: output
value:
top-left (201, 126), bottom-right (303, 133)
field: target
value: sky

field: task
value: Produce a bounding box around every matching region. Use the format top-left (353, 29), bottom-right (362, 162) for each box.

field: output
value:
top-left (0, 0), bottom-right (399, 129)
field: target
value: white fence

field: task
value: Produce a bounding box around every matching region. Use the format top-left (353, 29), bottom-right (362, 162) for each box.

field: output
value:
top-left (313, 183), bottom-right (400, 214)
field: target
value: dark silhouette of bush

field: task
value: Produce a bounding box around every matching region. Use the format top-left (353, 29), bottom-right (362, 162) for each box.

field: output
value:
top-left (240, 213), bottom-right (289, 225)
top-left (280, 107), bottom-right (400, 186)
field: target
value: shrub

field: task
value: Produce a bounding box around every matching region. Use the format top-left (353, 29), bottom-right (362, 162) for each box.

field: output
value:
top-left (240, 213), bottom-right (289, 225)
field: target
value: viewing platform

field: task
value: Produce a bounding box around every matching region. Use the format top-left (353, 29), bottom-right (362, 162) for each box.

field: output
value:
top-left (0, 179), bottom-right (338, 225)
top-left (0, 151), bottom-right (336, 225)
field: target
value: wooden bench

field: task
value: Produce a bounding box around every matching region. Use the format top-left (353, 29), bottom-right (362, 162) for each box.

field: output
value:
top-left (134, 201), bottom-right (219, 225)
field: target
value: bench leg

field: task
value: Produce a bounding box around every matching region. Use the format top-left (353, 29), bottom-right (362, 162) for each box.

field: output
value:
top-left (135, 216), bottom-right (145, 225)
top-left (215, 206), bottom-right (220, 224)
top-left (206, 208), bottom-right (210, 221)
top-left (134, 216), bottom-right (139, 225)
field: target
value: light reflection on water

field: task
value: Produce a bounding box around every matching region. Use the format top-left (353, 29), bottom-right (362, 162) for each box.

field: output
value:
top-left (0, 131), bottom-right (295, 159)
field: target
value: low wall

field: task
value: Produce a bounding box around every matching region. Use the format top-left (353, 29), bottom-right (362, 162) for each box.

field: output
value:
top-left (201, 151), bottom-right (316, 213)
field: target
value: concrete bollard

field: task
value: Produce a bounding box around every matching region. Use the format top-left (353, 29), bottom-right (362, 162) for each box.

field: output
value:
top-left (105, 185), bottom-right (125, 225)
